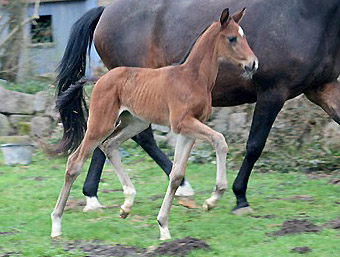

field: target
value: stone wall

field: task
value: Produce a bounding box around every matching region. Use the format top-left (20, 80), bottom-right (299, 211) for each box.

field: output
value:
top-left (0, 85), bottom-right (58, 138)
top-left (152, 95), bottom-right (340, 151)
top-left (1, 84), bottom-right (339, 151)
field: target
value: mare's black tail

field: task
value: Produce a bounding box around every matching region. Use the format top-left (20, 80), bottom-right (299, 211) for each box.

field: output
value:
top-left (55, 6), bottom-right (105, 154)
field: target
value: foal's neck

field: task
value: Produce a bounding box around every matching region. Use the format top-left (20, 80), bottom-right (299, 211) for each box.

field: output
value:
top-left (182, 22), bottom-right (221, 91)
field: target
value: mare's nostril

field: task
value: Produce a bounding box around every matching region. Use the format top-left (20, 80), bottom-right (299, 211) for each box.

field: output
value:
top-left (252, 61), bottom-right (256, 70)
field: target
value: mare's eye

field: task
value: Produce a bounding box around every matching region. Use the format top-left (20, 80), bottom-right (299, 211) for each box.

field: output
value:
top-left (228, 37), bottom-right (237, 43)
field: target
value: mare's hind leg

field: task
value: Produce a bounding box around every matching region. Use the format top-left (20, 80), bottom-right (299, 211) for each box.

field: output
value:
top-left (101, 112), bottom-right (149, 218)
top-left (305, 80), bottom-right (340, 124)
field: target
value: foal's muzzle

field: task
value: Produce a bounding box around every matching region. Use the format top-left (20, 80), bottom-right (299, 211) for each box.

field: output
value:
top-left (244, 59), bottom-right (258, 73)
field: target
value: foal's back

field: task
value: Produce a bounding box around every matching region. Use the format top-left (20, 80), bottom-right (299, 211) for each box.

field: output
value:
top-left (91, 64), bottom-right (209, 127)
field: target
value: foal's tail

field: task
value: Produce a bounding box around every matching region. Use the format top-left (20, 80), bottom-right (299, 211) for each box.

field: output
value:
top-left (54, 6), bottom-right (105, 154)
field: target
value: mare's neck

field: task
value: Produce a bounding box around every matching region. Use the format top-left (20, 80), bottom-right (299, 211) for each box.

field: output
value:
top-left (182, 22), bottom-right (221, 91)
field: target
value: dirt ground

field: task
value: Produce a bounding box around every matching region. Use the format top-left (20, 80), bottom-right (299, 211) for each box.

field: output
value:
top-left (271, 219), bottom-right (322, 236)
top-left (63, 237), bottom-right (210, 257)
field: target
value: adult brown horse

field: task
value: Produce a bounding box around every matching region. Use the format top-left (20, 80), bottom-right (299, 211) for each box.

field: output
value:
top-left (56, 0), bottom-right (340, 214)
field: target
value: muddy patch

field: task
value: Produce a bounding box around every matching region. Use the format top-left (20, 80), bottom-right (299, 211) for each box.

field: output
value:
top-left (271, 219), bottom-right (321, 236)
top-left (0, 230), bottom-right (18, 236)
top-left (328, 178), bottom-right (340, 185)
top-left (63, 237), bottom-right (210, 257)
top-left (150, 237), bottom-right (210, 257)
top-left (65, 199), bottom-right (86, 211)
top-left (0, 252), bottom-right (20, 257)
top-left (291, 246), bottom-right (312, 254)
top-left (275, 195), bottom-right (314, 201)
top-left (149, 194), bottom-right (163, 201)
top-left (251, 214), bottom-right (276, 219)
top-left (323, 217), bottom-right (340, 230)
top-left (102, 189), bottom-right (123, 194)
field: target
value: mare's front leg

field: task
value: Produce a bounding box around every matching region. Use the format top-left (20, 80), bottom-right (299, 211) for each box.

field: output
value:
top-left (232, 87), bottom-right (286, 214)
top-left (157, 135), bottom-right (195, 240)
top-left (83, 147), bottom-right (106, 211)
top-left (305, 80), bottom-right (340, 124)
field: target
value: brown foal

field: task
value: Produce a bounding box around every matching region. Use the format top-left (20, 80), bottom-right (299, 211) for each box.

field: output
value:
top-left (51, 8), bottom-right (257, 240)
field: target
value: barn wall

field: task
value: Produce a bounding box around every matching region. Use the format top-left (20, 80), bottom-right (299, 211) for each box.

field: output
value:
top-left (18, 0), bottom-right (100, 78)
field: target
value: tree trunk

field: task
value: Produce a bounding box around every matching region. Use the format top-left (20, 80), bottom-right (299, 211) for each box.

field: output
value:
top-left (0, 0), bottom-right (25, 82)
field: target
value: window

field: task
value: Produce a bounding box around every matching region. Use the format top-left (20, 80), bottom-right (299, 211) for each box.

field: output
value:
top-left (31, 15), bottom-right (53, 44)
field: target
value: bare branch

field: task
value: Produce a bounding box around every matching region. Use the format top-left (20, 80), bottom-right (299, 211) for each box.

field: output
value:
top-left (0, 0), bottom-right (40, 49)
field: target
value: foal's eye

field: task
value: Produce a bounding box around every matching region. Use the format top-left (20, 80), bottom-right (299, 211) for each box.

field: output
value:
top-left (228, 37), bottom-right (237, 43)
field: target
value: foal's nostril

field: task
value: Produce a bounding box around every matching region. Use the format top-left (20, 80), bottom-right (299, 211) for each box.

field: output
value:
top-left (252, 61), bottom-right (256, 70)
top-left (245, 65), bottom-right (253, 73)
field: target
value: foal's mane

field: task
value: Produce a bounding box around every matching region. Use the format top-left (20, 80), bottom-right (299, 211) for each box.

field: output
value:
top-left (172, 23), bottom-right (211, 66)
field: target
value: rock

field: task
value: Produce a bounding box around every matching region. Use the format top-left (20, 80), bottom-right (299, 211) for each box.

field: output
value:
top-left (228, 112), bottom-right (248, 133)
top-left (34, 91), bottom-right (48, 112)
top-left (0, 114), bottom-right (11, 136)
top-left (44, 101), bottom-right (59, 121)
top-left (0, 86), bottom-right (35, 114)
top-left (323, 121), bottom-right (340, 148)
top-left (0, 135), bottom-right (31, 144)
top-left (30, 116), bottom-right (52, 137)
top-left (212, 108), bottom-right (230, 134)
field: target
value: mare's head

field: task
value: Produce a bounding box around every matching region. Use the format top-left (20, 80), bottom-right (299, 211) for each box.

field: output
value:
top-left (217, 8), bottom-right (258, 78)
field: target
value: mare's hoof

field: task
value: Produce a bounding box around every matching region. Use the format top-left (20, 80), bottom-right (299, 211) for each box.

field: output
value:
top-left (175, 181), bottom-right (195, 197)
top-left (120, 207), bottom-right (130, 219)
top-left (231, 206), bottom-right (254, 216)
top-left (177, 196), bottom-right (197, 209)
top-left (83, 196), bottom-right (104, 212)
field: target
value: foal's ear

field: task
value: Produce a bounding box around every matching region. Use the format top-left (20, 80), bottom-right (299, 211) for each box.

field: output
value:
top-left (220, 8), bottom-right (230, 27)
top-left (232, 7), bottom-right (246, 23)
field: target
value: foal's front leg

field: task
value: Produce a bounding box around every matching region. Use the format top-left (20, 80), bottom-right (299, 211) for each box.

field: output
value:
top-left (157, 134), bottom-right (195, 240)
top-left (179, 118), bottom-right (228, 210)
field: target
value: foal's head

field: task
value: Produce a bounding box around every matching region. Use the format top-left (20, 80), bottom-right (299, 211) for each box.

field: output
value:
top-left (217, 8), bottom-right (258, 78)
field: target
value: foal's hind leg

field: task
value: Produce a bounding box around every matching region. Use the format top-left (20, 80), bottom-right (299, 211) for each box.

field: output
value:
top-left (51, 131), bottom-right (113, 238)
top-left (51, 103), bottom-right (120, 238)
top-left (101, 112), bottom-right (149, 218)
top-left (174, 117), bottom-right (228, 211)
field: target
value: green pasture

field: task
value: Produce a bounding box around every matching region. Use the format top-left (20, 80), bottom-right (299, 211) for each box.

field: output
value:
top-left (0, 142), bottom-right (339, 257)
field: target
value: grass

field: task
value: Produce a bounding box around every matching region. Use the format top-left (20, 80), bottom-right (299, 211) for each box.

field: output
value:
top-left (1, 80), bottom-right (52, 94)
top-left (0, 142), bottom-right (339, 257)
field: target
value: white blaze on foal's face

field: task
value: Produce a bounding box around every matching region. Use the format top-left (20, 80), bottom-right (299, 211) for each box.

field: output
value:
top-left (238, 25), bottom-right (244, 37)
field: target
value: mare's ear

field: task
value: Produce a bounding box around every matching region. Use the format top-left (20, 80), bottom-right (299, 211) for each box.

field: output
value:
top-left (232, 7), bottom-right (246, 23)
top-left (220, 8), bottom-right (230, 27)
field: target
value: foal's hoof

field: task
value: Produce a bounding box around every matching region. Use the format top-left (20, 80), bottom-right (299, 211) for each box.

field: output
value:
top-left (120, 207), bottom-right (131, 219)
top-left (159, 227), bottom-right (171, 241)
top-left (203, 199), bottom-right (215, 211)
top-left (231, 206), bottom-right (254, 216)
top-left (51, 234), bottom-right (61, 240)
